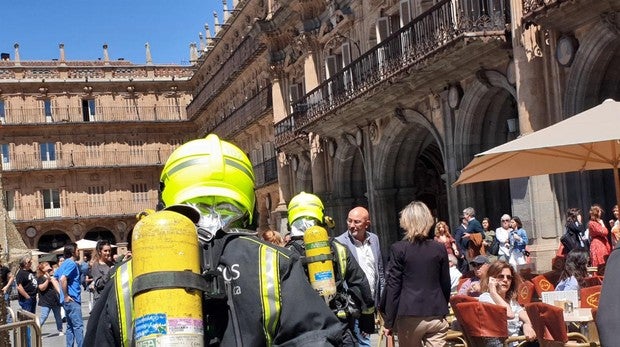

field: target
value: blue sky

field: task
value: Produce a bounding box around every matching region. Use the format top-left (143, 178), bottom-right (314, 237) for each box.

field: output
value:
top-left (1, 1), bottom-right (223, 65)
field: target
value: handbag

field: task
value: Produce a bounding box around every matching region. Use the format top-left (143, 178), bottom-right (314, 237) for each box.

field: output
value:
top-left (489, 237), bottom-right (500, 256)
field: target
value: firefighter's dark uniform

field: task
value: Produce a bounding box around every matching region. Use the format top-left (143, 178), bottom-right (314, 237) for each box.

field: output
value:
top-left (286, 237), bottom-right (375, 346)
top-left (85, 233), bottom-right (346, 346)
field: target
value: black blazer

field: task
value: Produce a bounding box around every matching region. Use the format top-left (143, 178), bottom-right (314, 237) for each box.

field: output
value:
top-left (382, 238), bottom-right (450, 329)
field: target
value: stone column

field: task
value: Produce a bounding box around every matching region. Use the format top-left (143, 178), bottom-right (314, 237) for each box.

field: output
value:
top-left (509, 0), bottom-right (562, 271)
top-left (438, 89), bottom-right (461, 228)
top-left (310, 133), bottom-right (327, 194)
top-left (271, 76), bottom-right (292, 234)
top-left (373, 188), bottom-right (399, 257)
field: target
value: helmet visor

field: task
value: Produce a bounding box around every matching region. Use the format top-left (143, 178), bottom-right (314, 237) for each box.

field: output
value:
top-left (190, 200), bottom-right (246, 241)
top-left (290, 217), bottom-right (320, 237)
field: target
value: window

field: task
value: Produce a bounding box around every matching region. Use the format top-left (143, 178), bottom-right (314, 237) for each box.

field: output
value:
top-left (82, 99), bottom-right (96, 122)
top-left (0, 100), bottom-right (5, 123)
top-left (86, 141), bottom-right (101, 159)
top-left (129, 140), bottom-right (144, 156)
top-left (289, 83), bottom-right (304, 113)
top-left (44, 99), bottom-right (53, 122)
top-left (40, 142), bottom-right (56, 168)
top-left (376, 17), bottom-right (391, 74)
top-left (42, 188), bottom-right (61, 217)
top-left (88, 186), bottom-right (105, 206)
top-left (131, 183), bottom-right (148, 202)
top-left (1, 143), bottom-right (10, 169)
top-left (4, 190), bottom-right (15, 219)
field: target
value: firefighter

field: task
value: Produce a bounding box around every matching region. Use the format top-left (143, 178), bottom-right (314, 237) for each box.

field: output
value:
top-left (85, 134), bottom-right (345, 346)
top-left (286, 192), bottom-right (375, 346)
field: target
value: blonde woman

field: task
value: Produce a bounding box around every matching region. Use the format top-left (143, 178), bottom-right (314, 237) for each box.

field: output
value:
top-left (382, 201), bottom-right (450, 346)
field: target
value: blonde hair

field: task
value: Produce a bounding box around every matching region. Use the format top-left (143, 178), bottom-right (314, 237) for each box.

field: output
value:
top-left (434, 221), bottom-right (450, 237)
top-left (400, 201), bottom-right (434, 242)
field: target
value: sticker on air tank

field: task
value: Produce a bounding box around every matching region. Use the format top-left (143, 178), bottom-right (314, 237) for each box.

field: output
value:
top-left (136, 336), bottom-right (203, 347)
top-left (314, 271), bottom-right (334, 281)
top-left (135, 313), bottom-right (167, 339)
top-left (168, 317), bottom-right (204, 334)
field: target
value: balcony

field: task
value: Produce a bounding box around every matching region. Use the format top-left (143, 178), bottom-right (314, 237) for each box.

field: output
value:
top-left (1, 105), bottom-right (188, 125)
top-left (204, 87), bottom-right (273, 138)
top-left (187, 35), bottom-right (267, 117)
top-left (275, 0), bottom-right (511, 148)
top-left (522, 0), bottom-right (619, 31)
top-left (1, 148), bottom-right (172, 172)
top-left (8, 198), bottom-right (159, 222)
top-left (253, 156), bottom-right (278, 188)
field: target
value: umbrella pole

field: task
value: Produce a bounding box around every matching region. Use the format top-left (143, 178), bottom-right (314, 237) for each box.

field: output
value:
top-left (615, 164), bottom-right (620, 210)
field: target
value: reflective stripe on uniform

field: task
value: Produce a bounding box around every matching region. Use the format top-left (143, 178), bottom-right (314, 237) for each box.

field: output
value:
top-left (114, 260), bottom-right (133, 347)
top-left (259, 244), bottom-right (281, 345)
top-left (333, 243), bottom-right (347, 280)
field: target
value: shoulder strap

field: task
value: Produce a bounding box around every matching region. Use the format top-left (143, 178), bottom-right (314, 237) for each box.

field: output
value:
top-left (113, 260), bottom-right (133, 347)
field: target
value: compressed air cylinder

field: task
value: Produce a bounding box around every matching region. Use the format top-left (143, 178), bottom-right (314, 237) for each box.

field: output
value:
top-left (132, 210), bottom-right (203, 346)
top-left (303, 225), bottom-right (337, 298)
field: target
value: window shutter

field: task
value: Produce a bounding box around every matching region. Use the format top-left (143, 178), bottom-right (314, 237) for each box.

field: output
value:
top-left (325, 55), bottom-right (338, 80)
top-left (400, 0), bottom-right (412, 27)
top-left (376, 17), bottom-right (390, 43)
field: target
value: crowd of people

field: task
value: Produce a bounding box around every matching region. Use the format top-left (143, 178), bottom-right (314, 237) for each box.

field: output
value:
top-left (0, 239), bottom-right (120, 347)
top-left (2, 134), bottom-right (619, 346)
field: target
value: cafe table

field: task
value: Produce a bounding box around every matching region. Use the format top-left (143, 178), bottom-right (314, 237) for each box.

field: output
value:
top-left (563, 307), bottom-right (599, 343)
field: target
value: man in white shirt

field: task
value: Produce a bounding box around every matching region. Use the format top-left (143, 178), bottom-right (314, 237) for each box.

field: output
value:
top-left (448, 254), bottom-right (462, 293)
top-left (495, 214), bottom-right (513, 261)
top-left (335, 206), bottom-right (385, 347)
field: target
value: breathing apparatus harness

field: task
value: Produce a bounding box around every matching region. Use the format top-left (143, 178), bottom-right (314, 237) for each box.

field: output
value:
top-left (163, 203), bottom-right (257, 346)
top-left (287, 222), bottom-right (361, 322)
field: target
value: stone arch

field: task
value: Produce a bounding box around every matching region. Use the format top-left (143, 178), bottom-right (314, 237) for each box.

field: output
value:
top-left (332, 136), bottom-right (364, 200)
top-left (560, 17), bottom-right (620, 211)
top-left (84, 227), bottom-right (117, 243)
top-left (454, 76), bottom-right (518, 222)
top-left (373, 109), bottom-right (446, 215)
top-left (564, 17), bottom-right (620, 116)
top-left (36, 230), bottom-right (71, 253)
top-left (373, 108), bottom-right (444, 189)
top-left (294, 152), bottom-right (313, 193)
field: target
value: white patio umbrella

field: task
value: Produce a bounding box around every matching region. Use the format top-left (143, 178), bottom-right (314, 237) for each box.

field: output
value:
top-left (454, 99), bottom-right (620, 207)
top-left (52, 238), bottom-right (116, 254)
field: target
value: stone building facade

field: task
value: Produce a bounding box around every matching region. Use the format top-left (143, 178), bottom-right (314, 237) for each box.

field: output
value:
top-left (0, 44), bottom-right (194, 252)
top-left (2, 0), bottom-right (619, 272)
top-left (253, 0), bottom-right (619, 271)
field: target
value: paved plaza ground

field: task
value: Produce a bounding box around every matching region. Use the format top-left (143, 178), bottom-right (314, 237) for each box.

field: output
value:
top-left (7, 290), bottom-right (388, 346)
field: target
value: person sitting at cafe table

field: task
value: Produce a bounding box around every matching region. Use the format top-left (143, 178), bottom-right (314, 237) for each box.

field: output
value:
top-left (556, 249), bottom-right (589, 291)
top-left (457, 255), bottom-right (490, 297)
top-left (478, 261), bottom-right (537, 345)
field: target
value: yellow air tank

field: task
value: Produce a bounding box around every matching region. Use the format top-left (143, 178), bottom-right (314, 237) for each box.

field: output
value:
top-left (303, 225), bottom-right (337, 299)
top-left (132, 210), bottom-right (204, 346)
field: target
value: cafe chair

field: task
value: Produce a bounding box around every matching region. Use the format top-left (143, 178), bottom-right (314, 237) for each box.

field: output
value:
top-left (579, 285), bottom-right (601, 309)
top-left (532, 274), bottom-right (555, 297)
top-left (456, 277), bottom-right (469, 293)
top-left (524, 302), bottom-right (593, 346)
top-left (517, 280), bottom-right (535, 306)
top-left (452, 301), bottom-right (528, 347)
top-left (582, 276), bottom-right (602, 288)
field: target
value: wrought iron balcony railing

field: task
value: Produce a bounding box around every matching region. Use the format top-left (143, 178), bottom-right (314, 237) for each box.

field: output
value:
top-left (253, 156), bottom-right (278, 187)
top-left (0, 105), bottom-right (187, 125)
top-left (1, 148), bottom-right (172, 172)
top-left (204, 87), bottom-right (273, 138)
top-left (8, 197), bottom-right (159, 222)
top-left (275, 0), bottom-right (510, 147)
